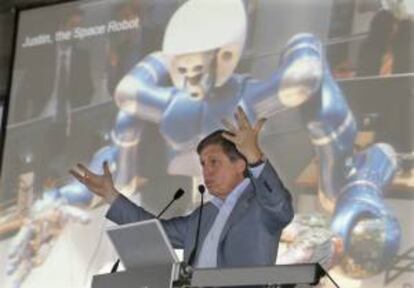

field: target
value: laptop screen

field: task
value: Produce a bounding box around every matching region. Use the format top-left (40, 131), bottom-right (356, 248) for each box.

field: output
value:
top-left (107, 219), bottom-right (179, 270)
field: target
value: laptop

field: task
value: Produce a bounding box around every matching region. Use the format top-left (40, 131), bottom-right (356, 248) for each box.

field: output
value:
top-left (107, 218), bottom-right (179, 270)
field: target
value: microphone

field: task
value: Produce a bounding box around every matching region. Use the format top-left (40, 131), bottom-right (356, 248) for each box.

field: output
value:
top-left (156, 188), bottom-right (185, 218)
top-left (187, 184), bottom-right (205, 268)
top-left (110, 188), bottom-right (186, 273)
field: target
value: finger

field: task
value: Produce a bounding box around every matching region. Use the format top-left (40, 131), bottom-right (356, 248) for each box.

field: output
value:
top-left (76, 164), bottom-right (103, 184)
top-left (69, 169), bottom-right (85, 183)
top-left (234, 109), bottom-right (244, 129)
top-left (237, 106), bottom-right (249, 121)
top-left (222, 131), bottom-right (238, 144)
top-left (70, 167), bottom-right (101, 190)
top-left (221, 118), bottom-right (237, 133)
top-left (236, 106), bottom-right (251, 129)
top-left (70, 168), bottom-right (97, 186)
top-left (103, 161), bottom-right (111, 177)
top-left (76, 163), bottom-right (96, 178)
top-left (254, 118), bottom-right (267, 133)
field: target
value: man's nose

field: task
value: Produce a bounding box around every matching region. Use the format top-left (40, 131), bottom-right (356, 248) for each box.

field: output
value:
top-left (202, 166), bottom-right (213, 177)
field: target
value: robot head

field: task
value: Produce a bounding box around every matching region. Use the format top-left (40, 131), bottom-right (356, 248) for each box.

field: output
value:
top-left (169, 50), bottom-right (216, 99)
top-left (163, 0), bottom-right (247, 99)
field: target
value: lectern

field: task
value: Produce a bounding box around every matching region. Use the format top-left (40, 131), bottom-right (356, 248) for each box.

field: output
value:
top-left (92, 263), bottom-right (339, 287)
top-left (92, 219), bottom-right (180, 288)
top-left (91, 219), bottom-right (339, 287)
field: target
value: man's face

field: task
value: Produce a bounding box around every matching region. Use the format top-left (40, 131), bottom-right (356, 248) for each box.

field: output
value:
top-left (200, 144), bottom-right (246, 199)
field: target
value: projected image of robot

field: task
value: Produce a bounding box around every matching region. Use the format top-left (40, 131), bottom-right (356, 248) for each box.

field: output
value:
top-left (6, 0), bottom-right (401, 286)
top-left (277, 55), bottom-right (401, 278)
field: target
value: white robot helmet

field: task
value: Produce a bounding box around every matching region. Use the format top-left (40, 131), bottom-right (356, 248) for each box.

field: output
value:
top-left (162, 0), bottom-right (247, 87)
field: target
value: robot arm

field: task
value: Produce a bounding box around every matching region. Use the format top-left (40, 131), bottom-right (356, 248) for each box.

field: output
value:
top-left (295, 33), bottom-right (401, 277)
top-left (114, 52), bottom-right (175, 123)
top-left (278, 144), bottom-right (401, 276)
top-left (330, 143), bottom-right (401, 278)
top-left (243, 34), bottom-right (322, 120)
top-left (305, 70), bottom-right (358, 212)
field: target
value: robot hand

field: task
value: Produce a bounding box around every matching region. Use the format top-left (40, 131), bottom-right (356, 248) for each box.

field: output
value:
top-left (278, 213), bottom-right (341, 270)
top-left (6, 195), bottom-right (90, 287)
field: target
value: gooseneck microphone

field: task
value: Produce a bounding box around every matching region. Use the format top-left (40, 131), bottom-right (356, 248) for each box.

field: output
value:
top-left (187, 184), bottom-right (206, 268)
top-left (110, 188), bottom-right (186, 273)
top-left (156, 188), bottom-right (185, 218)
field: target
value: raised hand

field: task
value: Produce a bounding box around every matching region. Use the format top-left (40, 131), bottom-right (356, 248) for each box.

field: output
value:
top-left (69, 161), bottom-right (119, 204)
top-left (222, 106), bottom-right (266, 164)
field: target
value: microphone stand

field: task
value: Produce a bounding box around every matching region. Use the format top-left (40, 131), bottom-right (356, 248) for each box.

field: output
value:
top-left (187, 185), bottom-right (205, 267)
top-left (176, 185), bottom-right (205, 286)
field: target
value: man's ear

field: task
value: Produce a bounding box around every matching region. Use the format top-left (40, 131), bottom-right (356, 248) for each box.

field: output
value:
top-left (236, 158), bottom-right (247, 175)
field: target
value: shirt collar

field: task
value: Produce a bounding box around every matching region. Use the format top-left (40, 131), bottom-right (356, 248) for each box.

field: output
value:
top-left (210, 177), bottom-right (250, 209)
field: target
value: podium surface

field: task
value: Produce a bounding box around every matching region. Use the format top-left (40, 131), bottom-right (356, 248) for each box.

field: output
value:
top-left (93, 263), bottom-right (339, 287)
top-left (190, 263), bottom-right (339, 287)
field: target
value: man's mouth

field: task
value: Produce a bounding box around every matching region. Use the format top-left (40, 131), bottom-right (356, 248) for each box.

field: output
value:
top-left (205, 180), bottom-right (213, 189)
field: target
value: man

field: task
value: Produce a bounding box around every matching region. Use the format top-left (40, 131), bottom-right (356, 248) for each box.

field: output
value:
top-left (70, 106), bottom-right (293, 268)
